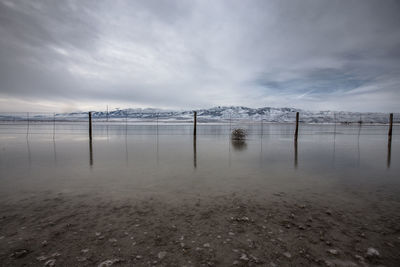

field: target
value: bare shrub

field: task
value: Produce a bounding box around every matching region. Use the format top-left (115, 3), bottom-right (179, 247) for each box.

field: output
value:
top-left (231, 128), bottom-right (247, 140)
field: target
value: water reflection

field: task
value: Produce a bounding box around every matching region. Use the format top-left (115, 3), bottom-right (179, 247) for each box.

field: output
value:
top-left (26, 137), bottom-right (31, 167)
top-left (294, 137), bottom-right (298, 168)
top-left (332, 128), bottom-right (336, 166)
top-left (53, 138), bottom-right (57, 164)
top-left (125, 124), bottom-right (129, 166)
top-left (357, 125), bottom-right (361, 166)
top-left (193, 135), bottom-right (197, 169)
top-left (2, 123), bottom-right (398, 199)
top-left (231, 139), bottom-right (247, 151)
top-left (387, 135), bottom-right (392, 168)
top-left (89, 138), bottom-right (93, 167)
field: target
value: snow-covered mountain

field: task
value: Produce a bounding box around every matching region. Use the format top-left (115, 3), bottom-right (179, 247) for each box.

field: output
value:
top-left (84, 106), bottom-right (392, 123)
top-left (0, 106), bottom-right (394, 123)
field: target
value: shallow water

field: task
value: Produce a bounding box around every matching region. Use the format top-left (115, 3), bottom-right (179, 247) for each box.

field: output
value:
top-left (0, 122), bottom-right (399, 202)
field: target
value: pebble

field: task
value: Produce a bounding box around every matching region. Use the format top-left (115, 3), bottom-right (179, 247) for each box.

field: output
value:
top-left (81, 249), bottom-right (89, 253)
top-left (44, 259), bottom-right (56, 267)
top-left (203, 243), bottom-right (210, 248)
top-left (240, 253), bottom-right (249, 261)
top-left (366, 247), bottom-right (380, 258)
top-left (325, 260), bottom-right (334, 267)
top-left (283, 252), bottom-right (291, 258)
top-left (157, 251), bottom-right (167, 259)
top-left (354, 255), bottom-right (364, 262)
top-left (77, 256), bottom-right (87, 262)
top-left (37, 255), bottom-right (48, 261)
top-left (327, 249), bottom-right (339, 255)
top-left (98, 259), bottom-right (121, 267)
top-left (326, 209), bottom-right (332, 215)
top-left (10, 249), bottom-right (29, 258)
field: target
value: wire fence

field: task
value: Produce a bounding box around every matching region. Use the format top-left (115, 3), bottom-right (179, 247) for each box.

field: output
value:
top-left (0, 111), bottom-right (398, 136)
top-left (0, 111), bottom-right (399, 123)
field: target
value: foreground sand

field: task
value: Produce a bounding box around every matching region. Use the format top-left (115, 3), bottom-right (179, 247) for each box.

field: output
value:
top-left (0, 191), bottom-right (399, 267)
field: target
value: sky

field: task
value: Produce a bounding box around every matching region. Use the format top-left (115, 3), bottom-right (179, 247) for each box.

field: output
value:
top-left (0, 0), bottom-right (400, 113)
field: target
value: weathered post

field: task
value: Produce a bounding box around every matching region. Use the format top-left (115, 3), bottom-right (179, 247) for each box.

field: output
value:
top-left (89, 112), bottom-right (92, 140)
top-left (194, 111), bottom-right (197, 136)
top-left (388, 113), bottom-right (393, 136)
top-left (294, 112), bottom-right (299, 138)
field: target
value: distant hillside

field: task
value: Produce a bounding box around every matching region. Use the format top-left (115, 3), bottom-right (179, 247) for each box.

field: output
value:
top-left (0, 106), bottom-right (393, 123)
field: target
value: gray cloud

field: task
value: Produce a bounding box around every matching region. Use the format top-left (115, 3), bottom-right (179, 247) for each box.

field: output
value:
top-left (0, 0), bottom-right (399, 112)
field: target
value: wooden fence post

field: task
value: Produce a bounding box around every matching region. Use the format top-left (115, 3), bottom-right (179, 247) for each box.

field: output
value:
top-left (295, 112), bottom-right (299, 138)
top-left (194, 111), bottom-right (197, 136)
top-left (388, 113), bottom-right (393, 136)
top-left (89, 112), bottom-right (92, 140)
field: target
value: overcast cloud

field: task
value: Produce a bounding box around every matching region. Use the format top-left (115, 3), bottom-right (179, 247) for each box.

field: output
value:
top-left (0, 0), bottom-right (399, 112)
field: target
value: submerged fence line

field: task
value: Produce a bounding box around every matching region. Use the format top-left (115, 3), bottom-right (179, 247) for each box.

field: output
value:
top-left (0, 111), bottom-right (398, 138)
top-left (0, 111), bottom-right (399, 123)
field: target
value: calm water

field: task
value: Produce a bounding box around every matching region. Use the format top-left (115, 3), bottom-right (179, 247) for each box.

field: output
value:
top-left (0, 122), bottom-right (399, 202)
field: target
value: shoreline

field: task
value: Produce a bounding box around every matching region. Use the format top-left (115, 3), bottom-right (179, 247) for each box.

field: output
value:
top-left (1, 192), bottom-right (399, 266)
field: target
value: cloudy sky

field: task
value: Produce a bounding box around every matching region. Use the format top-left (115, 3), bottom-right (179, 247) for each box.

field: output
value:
top-left (0, 0), bottom-right (399, 112)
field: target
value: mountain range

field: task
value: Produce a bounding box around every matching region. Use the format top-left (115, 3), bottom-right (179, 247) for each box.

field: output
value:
top-left (0, 106), bottom-right (393, 123)
top-left (62, 106), bottom-right (391, 123)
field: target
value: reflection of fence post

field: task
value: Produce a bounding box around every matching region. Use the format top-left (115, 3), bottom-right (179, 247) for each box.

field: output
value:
top-left (89, 112), bottom-right (92, 140)
top-left (194, 111), bottom-right (197, 136)
top-left (294, 112), bottom-right (299, 138)
top-left (388, 113), bottom-right (393, 136)
top-left (26, 112), bottom-right (30, 137)
top-left (53, 112), bottom-right (56, 139)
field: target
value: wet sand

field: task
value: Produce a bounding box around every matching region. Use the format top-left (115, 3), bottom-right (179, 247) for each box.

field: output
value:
top-left (1, 190), bottom-right (399, 267)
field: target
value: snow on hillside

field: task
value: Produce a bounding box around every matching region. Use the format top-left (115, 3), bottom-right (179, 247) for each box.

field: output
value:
top-left (0, 106), bottom-right (394, 123)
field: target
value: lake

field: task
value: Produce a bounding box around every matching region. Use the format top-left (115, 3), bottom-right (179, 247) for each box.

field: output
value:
top-left (0, 122), bottom-right (398, 201)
